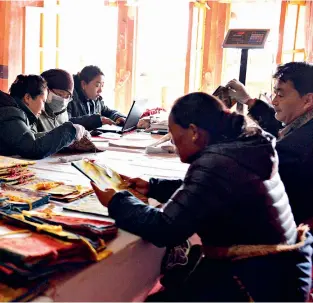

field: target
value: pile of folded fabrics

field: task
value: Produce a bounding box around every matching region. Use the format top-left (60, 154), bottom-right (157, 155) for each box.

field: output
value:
top-left (0, 206), bottom-right (117, 301)
top-left (19, 179), bottom-right (94, 203)
top-left (0, 156), bottom-right (36, 185)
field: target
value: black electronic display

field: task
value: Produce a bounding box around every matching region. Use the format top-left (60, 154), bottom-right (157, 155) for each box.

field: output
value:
top-left (223, 29), bottom-right (270, 49)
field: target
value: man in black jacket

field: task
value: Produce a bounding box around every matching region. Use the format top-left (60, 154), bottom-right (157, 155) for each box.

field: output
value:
top-left (226, 61), bottom-right (313, 224)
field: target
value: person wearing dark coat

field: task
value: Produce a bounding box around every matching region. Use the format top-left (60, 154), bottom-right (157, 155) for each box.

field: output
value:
top-left (226, 61), bottom-right (313, 225)
top-left (38, 68), bottom-right (110, 132)
top-left (0, 75), bottom-right (85, 159)
top-left (67, 65), bottom-right (126, 130)
top-left (91, 92), bottom-right (313, 302)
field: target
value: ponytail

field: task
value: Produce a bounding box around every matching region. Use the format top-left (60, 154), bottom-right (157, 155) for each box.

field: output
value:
top-left (171, 92), bottom-right (258, 144)
top-left (9, 74), bottom-right (47, 100)
top-left (217, 111), bottom-right (246, 142)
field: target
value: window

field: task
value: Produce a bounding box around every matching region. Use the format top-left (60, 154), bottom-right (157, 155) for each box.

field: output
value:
top-left (134, 0), bottom-right (190, 110)
top-left (221, 0), bottom-right (281, 99)
top-left (24, 0), bottom-right (118, 108)
top-left (278, 1), bottom-right (306, 63)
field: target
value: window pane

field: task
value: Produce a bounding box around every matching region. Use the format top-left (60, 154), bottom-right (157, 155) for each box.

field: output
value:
top-left (282, 4), bottom-right (298, 51)
top-left (58, 6), bottom-right (118, 109)
top-left (135, 0), bottom-right (189, 109)
top-left (282, 53), bottom-right (293, 63)
top-left (294, 52), bottom-right (305, 62)
top-left (222, 1), bottom-right (281, 99)
top-left (295, 5), bottom-right (306, 49)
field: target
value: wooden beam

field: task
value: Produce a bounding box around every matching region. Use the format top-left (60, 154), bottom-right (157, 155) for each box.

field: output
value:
top-left (214, 2), bottom-right (230, 88)
top-left (276, 1), bottom-right (287, 64)
top-left (292, 4), bottom-right (301, 61)
top-left (0, 0), bottom-right (44, 91)
top-left (0, 1), bottom-right (10, 91)
top-left (201, 1), bottom-right (230, 93)
top-left (114, 2), bottom-right (137, 114)
top-left (184, 2), bottom-right (194, 94)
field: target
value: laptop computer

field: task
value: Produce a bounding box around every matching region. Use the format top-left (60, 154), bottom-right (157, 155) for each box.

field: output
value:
top-left (97, 99), bottom-right (148, 134)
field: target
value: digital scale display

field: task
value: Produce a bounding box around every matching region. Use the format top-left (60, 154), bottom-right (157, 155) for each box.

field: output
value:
top-left (223, 29), bottom-right (270, 49)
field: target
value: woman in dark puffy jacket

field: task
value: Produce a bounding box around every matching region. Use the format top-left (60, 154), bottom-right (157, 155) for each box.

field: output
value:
top-left (68, 65), bottom-right (126, 130)
top-left (92, 92), bottom-right (312, 302)
top-left (0, 75), bottom-right (85, 159)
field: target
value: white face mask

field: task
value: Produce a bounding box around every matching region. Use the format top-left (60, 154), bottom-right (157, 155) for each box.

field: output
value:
top-left (46, 91), bottom-right (71, 113)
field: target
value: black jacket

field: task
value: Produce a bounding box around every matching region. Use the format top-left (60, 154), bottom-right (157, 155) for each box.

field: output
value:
top-left (67, 75), bottom-right (125, 130)
top-left (249, 100), bottom-right (313, 224)
top-left (107, 131), bottom-right (313, 301)
top-left (0, 90), bottom-right (76, 159)
top-left (108, 133), bottom-right (312, 302)
top-left (108, 131), bottom-right (296, 247)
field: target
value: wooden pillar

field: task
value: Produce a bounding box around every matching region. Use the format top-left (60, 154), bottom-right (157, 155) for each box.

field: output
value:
top-left (0, 1), bottom-right (11, 91)
top-left (114, 1), bottom-right (137, 114)
top-left (184, 2), bottom-right (195, 94)
top-left (0, 0), bottom-right (43, 92)
top-left (201, 1), bottom-right (230, 93)
top-left (276, 1), bottom-right (287, 64)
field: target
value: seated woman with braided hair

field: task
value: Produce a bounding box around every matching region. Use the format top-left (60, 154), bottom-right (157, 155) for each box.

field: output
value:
top-left (92, 92), bottom-right (312, 302)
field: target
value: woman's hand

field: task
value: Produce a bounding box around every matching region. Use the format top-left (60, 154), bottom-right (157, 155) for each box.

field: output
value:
top-left (115, 117), bottom-right (126, 126)
top-left (101, 117), bottom-right (116, 125)
top-left (91, 182), bottom-right (116, 208)
top-left (123, 176), bottom-right (150, 196)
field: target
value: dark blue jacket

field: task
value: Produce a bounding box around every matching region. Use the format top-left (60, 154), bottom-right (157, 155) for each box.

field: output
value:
top-left (249, 100), bottom-right (313, 224)
top-left (0, 90), bottom-right (76, 159)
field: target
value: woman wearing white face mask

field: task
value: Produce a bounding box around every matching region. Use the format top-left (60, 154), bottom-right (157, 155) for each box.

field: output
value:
top-left (36, 69), bottom-right (74, 133)
top-left (38, 68), bottom-right (105, 133)
top-left (46, 90), bottom-right (72, 115)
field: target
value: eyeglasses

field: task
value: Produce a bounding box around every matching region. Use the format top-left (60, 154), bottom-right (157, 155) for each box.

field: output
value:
top-left (51, 89), bottom-right (73, 101)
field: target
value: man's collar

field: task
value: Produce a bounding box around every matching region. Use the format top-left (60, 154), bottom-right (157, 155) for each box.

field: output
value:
top-left (279, 109), bottom-right (313, 139)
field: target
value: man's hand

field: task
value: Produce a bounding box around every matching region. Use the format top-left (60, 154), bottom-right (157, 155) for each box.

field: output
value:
top-left (225, 79), bottom-right (252, 104)
top-left (115, 117), bottom-right (126, 126)
top-left (91, 182), bottom-right (116, 208)
top-left (101, 117), bottom-right (116, 125)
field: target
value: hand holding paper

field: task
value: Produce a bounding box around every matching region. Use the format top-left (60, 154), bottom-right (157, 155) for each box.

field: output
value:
top-left (91, 182), bottom-right (116, 208)
top-left (125, 177), bottom-right (150, 196)
top-left (72, 160), bottom-right (149, 203)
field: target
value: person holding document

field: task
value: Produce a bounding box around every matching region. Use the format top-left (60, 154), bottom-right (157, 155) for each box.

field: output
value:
top-left (92, 92), bottom-right (312, 302)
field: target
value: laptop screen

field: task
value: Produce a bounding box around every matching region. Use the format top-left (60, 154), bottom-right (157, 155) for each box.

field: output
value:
top-left (122, 99), bottom-right (148, 132)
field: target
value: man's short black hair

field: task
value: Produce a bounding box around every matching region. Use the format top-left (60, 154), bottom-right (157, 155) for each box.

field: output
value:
top-left (273, 62), bottom-right (313, 96)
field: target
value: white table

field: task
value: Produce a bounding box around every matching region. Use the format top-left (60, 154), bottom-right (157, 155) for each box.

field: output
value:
top-left (30, 136), bottom-right (189, 302)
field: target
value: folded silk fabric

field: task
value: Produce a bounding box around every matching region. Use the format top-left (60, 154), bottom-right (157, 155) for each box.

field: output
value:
top-left (0, 279), bottom-right (49, 302)
top-left (18, 179), bottom-right (94, 203)
top-left (66, 131), bottom-right (102, 153)
top-left (0, 156), bottom-right (35, 170)
top-left (22, 209), bottom-right (118, 240)
top-left (0, 211), bottom-right (111, 262)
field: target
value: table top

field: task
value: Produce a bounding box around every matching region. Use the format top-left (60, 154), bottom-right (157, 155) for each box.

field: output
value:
top-left (28, 133), bottom-right (189, 301)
